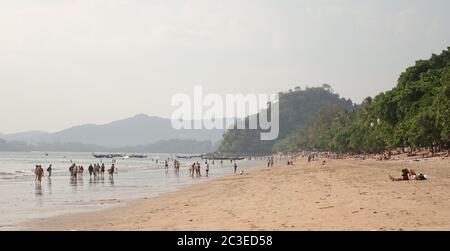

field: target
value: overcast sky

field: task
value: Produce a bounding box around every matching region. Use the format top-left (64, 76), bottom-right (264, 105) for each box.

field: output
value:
top-left (1, 0), bottom-right (449, 134)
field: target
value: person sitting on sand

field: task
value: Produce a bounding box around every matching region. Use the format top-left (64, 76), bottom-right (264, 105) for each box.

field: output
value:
top-left (389, 169), bottom-right (427, 181)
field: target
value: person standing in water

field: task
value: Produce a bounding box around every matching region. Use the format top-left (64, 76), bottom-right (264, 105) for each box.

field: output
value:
top-left (101, 163), bottom-right (106, 177)
top-left (206, 162), bottom-right (210, 177)
top-left (196, 162), bottom-right (202, 177)
top-left (189, 163), bottom-right (195, 177)
top-left (234, 162), bottom-right (238, 174)
top-left (47, 164), bottom-right (52, 177)
top-left (35, 165), bottom-right (40, 181)
top-left (35, 165), bottom-right (44, 184)
top-left (88, 164), bottom-right (94, 177)
top-left (109, 164), bottom-right (116, 178)
top-left (95, 163), bottom-right (100, 176)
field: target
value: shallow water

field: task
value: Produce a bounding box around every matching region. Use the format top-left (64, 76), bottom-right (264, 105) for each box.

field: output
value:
top-left (0, 152), bottom-right (264, 230)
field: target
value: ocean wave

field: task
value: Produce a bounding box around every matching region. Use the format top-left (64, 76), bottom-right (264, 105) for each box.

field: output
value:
top-left (0, 172), bottom-right (14, 176)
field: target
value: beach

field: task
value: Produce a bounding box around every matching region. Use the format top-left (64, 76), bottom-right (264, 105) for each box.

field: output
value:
top-left (23, 156), bottom-right (450, 231)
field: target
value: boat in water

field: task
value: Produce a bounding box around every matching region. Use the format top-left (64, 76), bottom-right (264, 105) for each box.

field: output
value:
top-left (200, 154), bottom-right (245, 161)
top-left (92, 153), bottom-right (126, 159)
top-left (175, 154), bottom-right (203, 159)
top-left (129, 154), bottom-right (147, 158)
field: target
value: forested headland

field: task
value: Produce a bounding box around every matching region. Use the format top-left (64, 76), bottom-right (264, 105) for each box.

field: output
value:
top-left (219, 47), bottom-right (450, 155)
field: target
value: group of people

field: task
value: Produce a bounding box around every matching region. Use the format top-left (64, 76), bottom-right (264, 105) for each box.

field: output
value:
top-left (185, 159), bottom-right (238, 177)
top-left (189, 161), bottom-right (212, 177)
top-left (69, 163), bottom-right (84, 178)
top-left (34, 162), bottom-right (118, 184)
top-left (162, 157), bottom-right (239, 177)
top-left (189, 162), bottom-right (203, 177)
top-left (267, 157), bottom-right (274, 167)
top-left (389, 169), bottom-right (427, 181)
top-left (87, 163), bottom-right (117, 178)
top-left (34, 164), bottom-right (53, 184)
top-left (34, 165), bottom-right (45, 183)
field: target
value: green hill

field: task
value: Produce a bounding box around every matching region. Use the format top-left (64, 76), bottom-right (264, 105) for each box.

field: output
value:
top-left (274, 47), bottom-right (450, 154)
top-left (218, 85), bottom-right (355, 154)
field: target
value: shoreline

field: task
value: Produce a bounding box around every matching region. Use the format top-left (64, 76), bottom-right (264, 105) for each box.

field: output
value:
top-left (22, 157), bottom-right (450, 231)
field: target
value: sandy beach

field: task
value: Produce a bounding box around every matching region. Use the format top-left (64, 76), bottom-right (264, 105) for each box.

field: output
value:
top-left (23, 157), bottom-right (450, 231)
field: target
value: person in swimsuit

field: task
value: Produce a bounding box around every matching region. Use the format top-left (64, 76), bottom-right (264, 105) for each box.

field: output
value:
top-left (389, 169), bottom-right (427, 181)
top-left (36, 165), bottom-right (44, 184)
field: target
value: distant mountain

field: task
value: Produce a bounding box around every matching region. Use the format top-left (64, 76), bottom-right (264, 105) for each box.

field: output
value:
top-left (1, 130), bottom-right (49, 142)
top-left (0, 138), bottom-right (215, 153)
top-left (118, 139), bottom-right (216, 154)
top-left (1, 114), bottom-right (225, 147)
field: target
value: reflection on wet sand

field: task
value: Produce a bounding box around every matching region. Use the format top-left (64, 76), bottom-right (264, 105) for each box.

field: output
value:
top-left (35, 183), bottom-right (43, 196)
top-left (47, 177), bottom-right (52, 195)
top-left (87, 176), bottom-right (113, 186)
top-left (35, 183), bottom-right (44, 207)
top-left (69, 176), bottom-right (84, 190)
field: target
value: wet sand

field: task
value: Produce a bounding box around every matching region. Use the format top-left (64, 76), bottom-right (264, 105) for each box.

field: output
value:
top-left (23, 157), bottom-right (450, 231)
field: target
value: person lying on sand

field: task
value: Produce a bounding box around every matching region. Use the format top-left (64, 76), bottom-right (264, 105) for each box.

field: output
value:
top-left (389, 169), bottom-right (427, 181)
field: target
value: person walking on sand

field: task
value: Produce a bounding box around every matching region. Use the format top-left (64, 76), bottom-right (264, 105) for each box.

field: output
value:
top-left (47, 164), bottom-right (52, 177)
top-left (206, 162), bottom-right (210, 177)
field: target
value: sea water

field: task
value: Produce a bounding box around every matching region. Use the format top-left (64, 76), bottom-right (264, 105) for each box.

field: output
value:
top-left (0, 152), bottom-right (264, 230)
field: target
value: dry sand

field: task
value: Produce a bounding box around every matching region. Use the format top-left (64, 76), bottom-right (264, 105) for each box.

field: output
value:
top-left (23, 157), bottom-right (450, 231)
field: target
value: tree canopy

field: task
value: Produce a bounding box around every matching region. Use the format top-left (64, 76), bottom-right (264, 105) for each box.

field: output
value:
top-left (219, 47), bottom-right (450, 154)
top-left (218, 86), bottom-right (355, 154)
top-left (274, 47), bottom-right (450, 154)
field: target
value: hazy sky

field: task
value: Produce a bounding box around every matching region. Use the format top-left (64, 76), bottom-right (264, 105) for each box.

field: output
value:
top-left (1, 0), bottom-right (449, 134)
